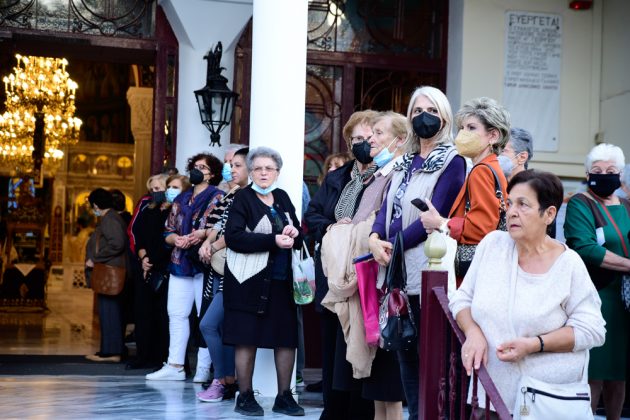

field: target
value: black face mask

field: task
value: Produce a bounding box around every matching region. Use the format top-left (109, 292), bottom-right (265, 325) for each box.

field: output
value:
top-left (588, 173), bottom-right (621, 198)
top-left (150, 191), bottom-right (166, 204)
top-left (189, 168), bottom-right (205, 185)
top-left (412, 112), bottom-right (442, 139)
top-left (351, 140), bottom-right (373, 164)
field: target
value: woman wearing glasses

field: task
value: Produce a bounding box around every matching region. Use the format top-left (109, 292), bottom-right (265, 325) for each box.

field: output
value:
top-left (305, 110), bottom-right (380, 419)
top-left (222, 147), bottom-right (304, 416)
top-left (146, 153), bottom-right (224, 382)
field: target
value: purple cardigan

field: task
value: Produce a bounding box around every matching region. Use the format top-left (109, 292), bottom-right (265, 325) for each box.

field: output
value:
top-left (372, 154), bottom-right (465, 249)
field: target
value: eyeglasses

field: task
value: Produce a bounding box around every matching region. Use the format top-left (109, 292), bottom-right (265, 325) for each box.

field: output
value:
top-left (252, 166), bottom-right (278, 174)
top-left (351, 135), bottom-right (371, 144)
top-left (194, 164), bottom-right (210, 171)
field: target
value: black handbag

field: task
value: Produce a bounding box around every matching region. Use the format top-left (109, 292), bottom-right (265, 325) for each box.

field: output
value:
top-left (454, 164), bottom-right (507, 278)
top-left (147, 269), bottom-right (169, 292)
top-left (379, 232), bottom-right (417, 351)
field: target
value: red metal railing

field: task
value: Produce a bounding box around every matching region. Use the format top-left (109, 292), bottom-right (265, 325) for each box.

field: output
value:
top-left (418, 270), bottom-right (511, 419)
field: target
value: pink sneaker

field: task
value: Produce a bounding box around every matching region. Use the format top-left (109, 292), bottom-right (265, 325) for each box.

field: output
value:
top-left (197, 379), bottom-right (225, 402)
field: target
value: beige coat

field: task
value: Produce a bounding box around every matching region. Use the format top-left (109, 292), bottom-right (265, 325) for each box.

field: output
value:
top-left (321, 213), bottom-right (377, 379)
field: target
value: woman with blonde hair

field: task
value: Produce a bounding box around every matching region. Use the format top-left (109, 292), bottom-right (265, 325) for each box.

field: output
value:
top-left (369, 86), bottom-right (466, 420)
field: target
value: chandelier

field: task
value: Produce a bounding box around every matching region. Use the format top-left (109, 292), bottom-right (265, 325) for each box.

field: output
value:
top-left (0, 54), bottom-right (82, 173)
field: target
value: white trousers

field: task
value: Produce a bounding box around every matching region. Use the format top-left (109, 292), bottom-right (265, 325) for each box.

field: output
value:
top-left (166, 273), bottom-right (210, 368)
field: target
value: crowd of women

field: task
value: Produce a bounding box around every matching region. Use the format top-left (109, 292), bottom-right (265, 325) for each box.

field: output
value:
top-left (82, 83), bottom-right (630, 419)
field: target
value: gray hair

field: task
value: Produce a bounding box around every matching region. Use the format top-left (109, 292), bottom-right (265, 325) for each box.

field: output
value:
top-left (455, 97), bottom-right (511, 155)
top-left (585, 143), bottom-right (625, 172)
top-left (247, 146), bottom-right (283, 172)
top-left (405, 86), bottom-right (454, 153)
top-left (509, 127), bottom-right (534, 168)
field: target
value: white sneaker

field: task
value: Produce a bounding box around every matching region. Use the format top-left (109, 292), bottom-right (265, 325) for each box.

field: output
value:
top-left (193, 366), bottom-right (210, 383)
top-left (145, 363), bottom-right (185, 381)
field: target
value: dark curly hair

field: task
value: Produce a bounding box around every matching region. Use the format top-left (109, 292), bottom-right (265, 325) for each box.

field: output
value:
top-left (186, 152), bottom-right (223, 186)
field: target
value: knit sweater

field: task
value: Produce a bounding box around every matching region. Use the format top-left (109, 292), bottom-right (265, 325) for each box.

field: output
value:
top-left (449, 231), bottom-right (606, 412)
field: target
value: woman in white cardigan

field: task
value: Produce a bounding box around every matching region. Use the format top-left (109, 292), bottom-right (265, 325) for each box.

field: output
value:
top-left (449, 169), bottom-right (606, 414)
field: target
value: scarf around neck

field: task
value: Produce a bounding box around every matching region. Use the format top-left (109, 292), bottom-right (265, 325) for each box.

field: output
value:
top-left (334, 161), bottom-right (378, 221)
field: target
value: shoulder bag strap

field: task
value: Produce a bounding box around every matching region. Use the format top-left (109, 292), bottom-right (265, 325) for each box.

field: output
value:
top-left (572, 193), bottom-right (607, 228)
top-left (464, 163), bottom-right (505, 217)
top-left (589, 194), bottom-right (629, 258)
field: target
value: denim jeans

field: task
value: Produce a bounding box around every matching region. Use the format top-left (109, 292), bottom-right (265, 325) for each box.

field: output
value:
top-left (166, 273), bottom-right (210, 368)
top-left (199, 276), bottom-right (235, 378)
top-left (397, 294), bottom-right (420, 420)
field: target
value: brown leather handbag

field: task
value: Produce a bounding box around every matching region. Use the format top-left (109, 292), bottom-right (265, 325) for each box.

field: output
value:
top-left (92, 263), bottom-right (126, 295)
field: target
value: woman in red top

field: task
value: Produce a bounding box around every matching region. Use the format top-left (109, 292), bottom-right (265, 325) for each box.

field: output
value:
top-left (421, 97), bottom-right (510, 286)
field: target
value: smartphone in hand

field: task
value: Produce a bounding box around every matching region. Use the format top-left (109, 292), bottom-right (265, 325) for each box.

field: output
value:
top-left (411, 198), bottom-right (429, 212)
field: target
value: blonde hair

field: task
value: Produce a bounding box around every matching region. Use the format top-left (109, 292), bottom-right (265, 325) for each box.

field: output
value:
top-left (373, 111), bottom-right (408, 142)
top-left (342, 110), bottom-right (379, 151)
top-left (145, 173), bottom-right (168, 191)
top-left (405, 86), bottom-right (454, 153)
top-left (455, 97), bottom-right (511, 155)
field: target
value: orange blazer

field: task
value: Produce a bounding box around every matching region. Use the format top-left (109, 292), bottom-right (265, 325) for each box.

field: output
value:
top-left (447, 154), bottom-right (508, 245)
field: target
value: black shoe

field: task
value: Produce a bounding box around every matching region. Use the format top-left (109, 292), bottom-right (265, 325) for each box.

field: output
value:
top-left (223, 382), bottom-right (238, 400)
top-left (272, 390), bottom-right (305, 416)
top-left (235, 389), bottom-right (263, 416)
top-left (305, 380), bottom-right (322, 393)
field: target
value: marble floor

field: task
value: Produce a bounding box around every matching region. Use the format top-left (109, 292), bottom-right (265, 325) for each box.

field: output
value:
top-left (0, 287), bottom-right (326, 418)
top-left (0, 376), bottom-right (324, 419)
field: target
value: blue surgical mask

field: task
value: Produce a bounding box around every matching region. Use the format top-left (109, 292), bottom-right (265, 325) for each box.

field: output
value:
top-left (165, 187), bottom-right (181, 203)
top-left (251, 182), bottom-right (277, 196)
top-left (93, 209), bottom-right (101, 217)
top-left (222, 162), bottom-right (233, 182)
top-left (373, 137), bottom-right (398, 167)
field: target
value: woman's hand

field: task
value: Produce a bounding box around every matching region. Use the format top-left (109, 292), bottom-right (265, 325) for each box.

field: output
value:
top-left (461, 326), bottom-right (488, 376)
top-left (141, 256), bottom-right (153, 273)
top-left (282, 225), bottom-right (299, 239)
top-left (368, 233), bottom-right (393, 266)
top-left (199, 239), bottom-right (213, 264)
top-left (85, 259), bottom-right (94, 268)
top-left (174, 235), bottom-right (191, 249)
top-left (419, 200), bottom-right (444, 234)
top-left (496, 337), bottom-right (539, 363)
top-left (275, 234), bottom-right (294, 249)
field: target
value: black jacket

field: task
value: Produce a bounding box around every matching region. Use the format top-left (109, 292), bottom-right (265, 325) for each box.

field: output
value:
top-left (223, 186), bottom-right (303, 314)
top-left (304, 160), bottom-right (354, 309)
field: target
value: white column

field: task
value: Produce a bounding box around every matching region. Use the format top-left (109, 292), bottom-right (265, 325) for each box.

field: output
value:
top-left (249, 0), bottom-right (309, 398)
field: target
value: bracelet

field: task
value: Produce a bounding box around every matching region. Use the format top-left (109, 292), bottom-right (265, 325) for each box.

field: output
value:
top-left (537, 335), bottom-right (544, 353)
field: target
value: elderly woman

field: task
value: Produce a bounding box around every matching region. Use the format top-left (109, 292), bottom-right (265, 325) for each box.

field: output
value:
top-left (85, 188), bottom-right (129, 363)
top-left (368, 86), bottom-right (466, 420)
top-left (223, 147), bottom-right (304, 417)
top-left (450, 169), bottom-right (606, 416)
top-left (421, 97), bottom-right (510, 285)
top-left (500, 127), bottom-right (534, 181)
top-left (564, 143), bottom-right (630, 418)
top-left (322, 111), bottom-right (409, 420)
top-left (146, 153), bottom-right (224, 382)
top-left (195, 147), bottom-right (249, 403)
top-left (305, 110), bottom-right (379, 418)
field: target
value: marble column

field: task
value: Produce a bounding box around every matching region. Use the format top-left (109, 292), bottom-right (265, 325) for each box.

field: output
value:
top-left (249, 0), bottom-right (309, 397)
top-left (127, 87), bottom-right (154, 202)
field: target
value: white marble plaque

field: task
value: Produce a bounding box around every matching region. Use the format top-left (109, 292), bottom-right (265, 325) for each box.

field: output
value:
top-left (504, 11), bottom-right (562, 152)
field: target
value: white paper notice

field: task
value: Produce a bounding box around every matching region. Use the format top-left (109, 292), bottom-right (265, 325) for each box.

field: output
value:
top-left (503, 11), bottom-right (562, 152)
